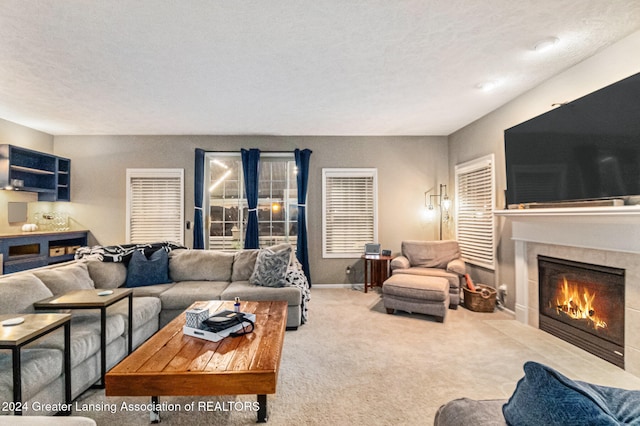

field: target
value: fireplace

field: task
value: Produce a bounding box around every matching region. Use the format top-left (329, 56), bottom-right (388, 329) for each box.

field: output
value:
top-left (538, 255), bottom-right (625, 368)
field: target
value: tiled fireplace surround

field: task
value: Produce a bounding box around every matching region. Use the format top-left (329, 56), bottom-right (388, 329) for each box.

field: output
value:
top-left (498, 206), bottom-right (640, 377)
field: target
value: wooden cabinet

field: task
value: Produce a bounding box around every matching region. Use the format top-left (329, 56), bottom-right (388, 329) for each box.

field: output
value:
top-left (0, 144), bottom-right (71, 201)
top-left (0, 231), bottom-right (88, 274)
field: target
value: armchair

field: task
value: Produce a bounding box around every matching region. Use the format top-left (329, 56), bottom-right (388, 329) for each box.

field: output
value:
top-left (390, 240), bottom-right (465, 307)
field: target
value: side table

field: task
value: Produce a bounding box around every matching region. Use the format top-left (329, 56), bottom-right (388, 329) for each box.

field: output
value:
top-left (34, 288), bottom-right (133, 388)
top-left (361, 254), bottom-right (393, 293)
top-left (0, 313), bottom-right (72, 415)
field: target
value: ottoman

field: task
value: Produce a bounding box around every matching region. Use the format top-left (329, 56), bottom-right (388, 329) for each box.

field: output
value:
top-left (382, 274), bottom-right (450, 322)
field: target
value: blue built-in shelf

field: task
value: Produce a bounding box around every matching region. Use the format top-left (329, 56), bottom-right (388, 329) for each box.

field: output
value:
top-left (0, 144), bottom-right (71, 201)
top-left (0, 231), bottom-right (88, 274)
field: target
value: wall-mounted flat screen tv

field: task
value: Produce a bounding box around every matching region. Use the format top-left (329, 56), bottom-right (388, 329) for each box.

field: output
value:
top-left (504, 71), bottom-right (640, 207)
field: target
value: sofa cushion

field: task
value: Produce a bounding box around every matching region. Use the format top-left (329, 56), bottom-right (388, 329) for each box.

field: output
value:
top-left (382, 274), bottom-right (448, 302)
top-left (87, 260), bottom-right (127, 289)
top-left (392, 267), bottom-right (460, 290)
top-left (401, 240), bottom-right (461, 269)
top-left (169, 250), bottom-right (234, 282)
top-left (126, 249), bottom-right (171, 288)
top-left (221, 281), bottom-right (302, 306)
top-left (249, 246), bottom-right (291, 287)
top-left (0, 273), bottom-right (53, 314)
top-left (159, 281), bottom-right (230, 310)
top-left (34, 313), bottom-right (125, 368)
top-left (0, 348), bottom-right (63, 402)
top-left (33, 262), bottom-right (95, 296)
top-left (232, 249), bottom-right (259, 282)
top-left (108, 296), bottom-right (161, 331)
top-left (502, 361), bottom-right (633, 426)
top-left (127, 282), bottom-right (175, 298)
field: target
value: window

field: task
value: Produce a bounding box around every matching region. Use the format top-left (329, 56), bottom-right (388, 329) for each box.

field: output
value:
top-left (206, 153), bottom-right (297, 250)
top-left (322, 168), bottom-right (377, 258)
top-left (126, 169), bottom-right (184, 244)
top-left (455, 154), bottom-right (495, 270)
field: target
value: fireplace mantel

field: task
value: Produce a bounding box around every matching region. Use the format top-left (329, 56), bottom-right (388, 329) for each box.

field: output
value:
top-left (495, 206), bottom-right (640, 254)
top-left (495, 205), bottom-right (640, 222)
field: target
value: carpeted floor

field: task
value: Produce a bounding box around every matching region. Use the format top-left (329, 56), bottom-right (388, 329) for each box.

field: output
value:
top-left (66, 287), bottom-right (640, 425)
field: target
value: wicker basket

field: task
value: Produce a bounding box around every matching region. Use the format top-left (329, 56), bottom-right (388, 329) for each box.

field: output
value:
top-left (463, 284), bottom-right (497, 312)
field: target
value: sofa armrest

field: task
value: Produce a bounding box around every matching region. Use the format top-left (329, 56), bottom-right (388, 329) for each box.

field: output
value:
top-left (446, 258), bottom-right (466, 275)
top-left (434, 398), bottom-right (507, 426)
top-left (390, 255), bottom-right (410, 270)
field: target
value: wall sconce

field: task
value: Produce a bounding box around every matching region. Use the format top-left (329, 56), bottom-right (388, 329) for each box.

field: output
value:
top-left (425, 184), bottom-right (451, 240)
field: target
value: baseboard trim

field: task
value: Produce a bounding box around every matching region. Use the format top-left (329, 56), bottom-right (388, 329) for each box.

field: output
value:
top-left (497, 305), bottom-right (516, 317)
top-left (311, 283), bottom-right (363, 289)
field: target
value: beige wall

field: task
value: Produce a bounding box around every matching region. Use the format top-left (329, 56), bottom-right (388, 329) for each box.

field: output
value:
top-left (448, 30), bottom-right (640, 310)
top-left (52, 135), bottom-right (448, 285)
top-left (0, 118), bottom-right (53, 152)
top-left (0, 118), bottom-right (53, 234)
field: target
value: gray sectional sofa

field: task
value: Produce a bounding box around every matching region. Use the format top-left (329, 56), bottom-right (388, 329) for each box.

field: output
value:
top-left (0, 247), bottom-right (305, 416)
top-left (92, 248), bottom-right (305, 329)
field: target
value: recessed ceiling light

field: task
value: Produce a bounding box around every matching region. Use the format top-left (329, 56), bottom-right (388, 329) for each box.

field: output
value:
top-left (476, 81), bottom-right (498, 92)
top-left (533, 36), bottom-right (559, 52)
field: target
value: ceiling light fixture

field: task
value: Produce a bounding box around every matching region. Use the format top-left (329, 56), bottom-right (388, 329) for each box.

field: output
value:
top-left (476, 81), bottom-right (498, 92)
top-left (533, 36), bottom-right (559, 52)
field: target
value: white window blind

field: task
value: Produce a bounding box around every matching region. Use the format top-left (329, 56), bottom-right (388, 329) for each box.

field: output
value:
top-left (126, 169), bottom-right (184, 244)
top-left (322, 168), bottom-right (377, 258)
top-left (455, 155), bottom-right (495, 270)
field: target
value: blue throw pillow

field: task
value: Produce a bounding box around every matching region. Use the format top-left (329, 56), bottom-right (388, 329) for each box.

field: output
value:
top-left (125, 249), bottom-right (170, 288)
top-left (503, 361), bottom-right (619, 426)
top-left (579, 381), bottom-right (640, 425)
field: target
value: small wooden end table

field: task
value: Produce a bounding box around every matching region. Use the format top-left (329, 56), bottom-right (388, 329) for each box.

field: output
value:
top-left (34, 288), bottom-right (133, 387)
top-left (362, 254), bottom-right (393, 293)
top-left (0, 313), bottom-right (72, 415)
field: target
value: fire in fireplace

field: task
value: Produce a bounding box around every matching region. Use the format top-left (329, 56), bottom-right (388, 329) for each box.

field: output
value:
top-left (555, 276), bottom-right (608, 331)
top-left (538, 255), bottom-right (625, 368)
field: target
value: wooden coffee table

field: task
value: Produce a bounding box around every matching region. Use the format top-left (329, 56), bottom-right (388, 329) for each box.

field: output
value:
top-left (105, 300), bottom-right (287, 423)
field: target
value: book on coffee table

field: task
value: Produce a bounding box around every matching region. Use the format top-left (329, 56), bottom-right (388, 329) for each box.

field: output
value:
top-left (183, 312), bottom-right (256, 342)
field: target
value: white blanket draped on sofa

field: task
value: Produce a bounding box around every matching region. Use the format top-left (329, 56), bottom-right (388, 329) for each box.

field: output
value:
top-left (286, 263), bottom-right (310, 324)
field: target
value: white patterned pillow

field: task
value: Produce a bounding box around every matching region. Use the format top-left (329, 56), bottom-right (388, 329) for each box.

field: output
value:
top-left (249, 246), bottom-right (291, 287)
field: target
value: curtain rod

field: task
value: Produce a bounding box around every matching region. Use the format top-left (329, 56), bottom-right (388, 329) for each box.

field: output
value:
top-left (202, 150), bottom-right (307, 157)
top-left (201, 150), bottom-right (302, 153)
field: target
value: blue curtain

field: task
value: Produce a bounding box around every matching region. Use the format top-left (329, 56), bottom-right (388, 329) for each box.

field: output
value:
top-left (295, 148), bottom-right (312, 287)
top-left (241, 148), bottom-right (261, 249)
top-left (193, 149), bottom-right (205, 249)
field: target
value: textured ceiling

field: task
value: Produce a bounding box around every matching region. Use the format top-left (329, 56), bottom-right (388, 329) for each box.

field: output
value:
top-left (1, 1), bottom-right (640, 136)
